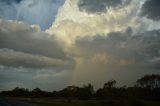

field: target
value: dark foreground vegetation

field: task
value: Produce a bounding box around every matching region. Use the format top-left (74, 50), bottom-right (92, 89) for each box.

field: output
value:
top-left (0, 74), bottom-right (160, 106)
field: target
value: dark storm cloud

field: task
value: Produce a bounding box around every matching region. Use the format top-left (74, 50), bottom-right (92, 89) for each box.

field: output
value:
top-left (0, 19), bottom-right (73, 69)
top-left (74, 28), bottom-right (160, 69)
top-left (0, 20), bottom-right (65, 60)
top-left (78, 0), bottom-right (122, 13)
top-left (70, 27), bottom-right (160, 87)
top-left (0, 49), bottom-right (71, 69)
top-left (140, 0), bottom-right (160, 21)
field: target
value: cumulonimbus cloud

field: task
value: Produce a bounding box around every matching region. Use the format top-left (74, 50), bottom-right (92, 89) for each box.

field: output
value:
top-left (1, 0), bottom-right (160, 90)
top-left (73, 29), bottom-right (160, 68)
top-left (48, 0), bottom-right (142, 46)
top-left (69, 28), bottom-right (160, 87)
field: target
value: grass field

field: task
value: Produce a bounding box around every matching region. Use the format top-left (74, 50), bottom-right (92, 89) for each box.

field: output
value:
top-left (6, 97), bottom-right (160, 106)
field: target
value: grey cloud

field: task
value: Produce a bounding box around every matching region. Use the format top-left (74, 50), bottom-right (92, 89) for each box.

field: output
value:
top-left (140, 0), bottom-right (160, 21)
top-left (0, 67), bottom-right (71, 91)
top-left (149, 57), bottom-right (160, 70)
top-left (28, 0), bottom-right (38, 7)
top-left (0, 20), bottom-right (66, 60)
top-left (70, 28), bottom-right (160, 87)
top-left (0, 19), bottom-right (73, 69)
top-left (74, 28), bottom-right (160, 69)
top-left (78, 0), bottom-right (122, 13)
top-left (0, 67), bottom-right (29, 83)
top-left (0, 49), bottom-right (71, 69)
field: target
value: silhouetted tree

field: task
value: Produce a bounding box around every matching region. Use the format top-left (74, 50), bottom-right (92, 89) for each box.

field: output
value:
top-left (96, 80), bottom-right (117, 100)
top-left (31, 88), bottom-right (52, 97)
top-left (136, 74), bottom-right (160, 89)
top-left (0, 74), bottom-right (160, 101)
top-left (104, 80), bottom-right (117, 89)
top-left (79, 83), bottom-right (94, 100)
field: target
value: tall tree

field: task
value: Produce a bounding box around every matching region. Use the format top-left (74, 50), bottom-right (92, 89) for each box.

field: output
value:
top-left (136, 74), bottom-right (160, 89)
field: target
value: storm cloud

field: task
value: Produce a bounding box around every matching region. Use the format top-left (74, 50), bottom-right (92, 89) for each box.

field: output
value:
top-left (69, 28), bottom-right (160, 87)
top-left (48, 0), bottom-right (160, 87)
top-left (0, 19), bottom-right (74, 90)
top-left (0, 19), bottom-right (73, 69)
top-left (73, 29), bottom-right (160, 68)
top-left (0, 49), bottom-right (70, 68)
top-left (140, 0), bottom-right (160, 21)
top-left (78, 0), bottom-right (122, 13)
top-left (1, 0), bottom-right (160, 91)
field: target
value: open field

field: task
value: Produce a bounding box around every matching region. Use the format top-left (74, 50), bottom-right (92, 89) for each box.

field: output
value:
top-left (4, 98), bottom-right (160, 106)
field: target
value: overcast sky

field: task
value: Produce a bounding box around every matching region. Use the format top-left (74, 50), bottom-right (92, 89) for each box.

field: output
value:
top-left (0, 0), bottom-right (160, 91)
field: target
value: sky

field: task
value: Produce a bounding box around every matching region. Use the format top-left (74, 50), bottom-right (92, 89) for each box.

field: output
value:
top-left (0, 0), bottom-right (160, 91)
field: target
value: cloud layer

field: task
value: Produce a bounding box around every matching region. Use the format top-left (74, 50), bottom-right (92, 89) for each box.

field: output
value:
top-left (78, 0), bottom-right (122, 13)
top-left (49, 0), bottom-right (143, 45)
top-left (140, 0), bottom-right (160, 21)
top-left (69, 28), bottom-right (160, 87)
top-left (0, 19), bottom-right (73, 91)
top-left (48, 0), bottom-right (160, 87)
top-left (0, 0), bottom-right (160, 90)
top-left (0, 19), bottom-right (72, 68)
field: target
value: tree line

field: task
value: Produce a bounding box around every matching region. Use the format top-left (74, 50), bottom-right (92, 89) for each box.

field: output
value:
top-left (0, 74), bottom-right (160, 101)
